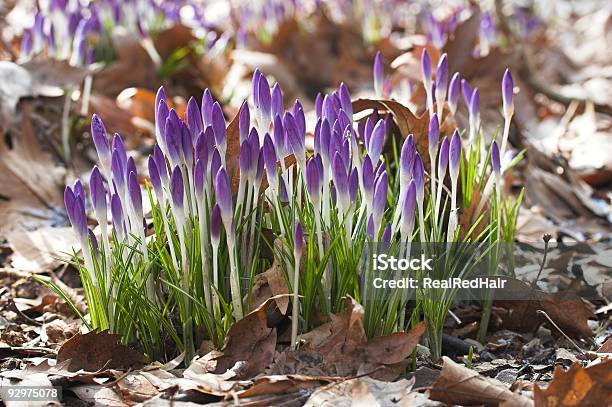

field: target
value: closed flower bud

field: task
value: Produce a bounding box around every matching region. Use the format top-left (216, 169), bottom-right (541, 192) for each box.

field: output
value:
top-left (381, 222), bottom-right (392, 245)
top-left (271, 83), bottom-right (283, 122)
top-left (349, 167), bottom-right (359, 203)
top-left (413, 153), bottom-right (425, 203)
top-left (239, 139), bottom-right (252, 176)
top-left (128, 171), bottom-right (142, 217)
top-left (89, 166), bottom-right (106, 221)
top-left (373, 171), bottom-right (388, 228)
top-left (211, 102), bottom-right (226, 148)
top-left (263, 133), bottom-right (278, 187)
top-left (368, 119), bottom-right (386, 166)
top-left (421, 49), bottom-right (432, 87)
top-left (294, 222), bottom-right (303, 257)
top-left (210, 203), bottom-right (222, 246)
top-left (306, 156), bottom-right (321, 203)
top-left (65, 186), bottom-right (87, 239)
top-left (201, 88), bottom-right (214, 127)
top-left (373, 51), bottom-right (384, 97)
top-left (400, 134), bottom-right (415, 181)
top-left (91, 114), bottom-right (111, 174)
top-left (438, 136), bottom-right (450, 176)
top-left (315, 93), bottom-right (323, 119)
top-left (401, 180), bottom-right (417, 234)
top-left (170, 166), bottom-right (184, 209)
top-left (239, 100), bottom-right (251, 143)
top-left (491, 140), bottom-right (501, 178)
top-left (461, 79), bottom-right (472, 106)
top-left (148, 156), bottom-right (163, 197)
top-left (338, 82), bottom-right (353, 118)
top-left (449, 130), bottom-right (461, 180)
top-left (186, 97), bottom-right (202, 139)
top-left (215, 167), bottom-right (233, 224)
top-left (257, 73), bottom-right (272, 127)
top-left (469, 88), bottom-right (480, 120)
top-left (110, 194), bottom-right (125, 238)
top-left (194, 158), bottom-right (205, 201)
top-left (273, 115), bottom-right (285, 158)
top-left (152, 144), bottom-right (168, 185)
top-left (448, 72), bottom-right (461, 115)
top-left (502, 68), bottom-right (514, 118)
top-left (428, 113), bottom-right (440, 156)
top-left (292, 100), bottom-right (306, 138)
top-left (435, 53), bottom-right (448, 94)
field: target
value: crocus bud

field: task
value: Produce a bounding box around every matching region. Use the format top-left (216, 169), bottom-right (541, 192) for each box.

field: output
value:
top-left (156, 99), bottom-right (169, 147)
top-left (292, 100), bottom-right (306, 138)
top-left (400, 134), bottom-right (415, 182)
top-left (435, 53), bottom-right (448, 101)
top-left (194, 159), bottom-right (206, 200)
top-left (372, 171), bottom-right (388, 230)
top-left (448, 72), bottom-right (460, 115)
top-left (315, 93), bottom-right (323, 118)
top-left (332, 152), bottom-right (349, 209)
top-left (89, 229), bottom-right (99, 258)
top-left (271, 84), bottom-right (283, 121)
top-left (89, 166), bottom-right (106, 221)
top-left (239, 100), bottom-right (250, 143)
top-left (413, 154), bottom-right (424, 203)
top-left (368, 119), bottom-right (386, 166)
top-left (373, 51), bottom-right (384, 97)
top-left (111, 150), bottom-right (125, 192)
top-left (438, 136), bottom-right (449, 176)
top-left (180, 121), bottom-right (193, 168)
top-left (401, 180), bottom-right (417, 240)
top-left (421, 49), bottom-right (432, 88)
top-left (211, 102), bottom-right (226, 151)
top-left (285, 112), bottom-right (304, 160)
top-left (381, 222), bottom-right (392, 246)
top-left (502, 68), bottom-right (514, 119)
top-left (170, 166), bottom-right (184, 209)
top-left (252, 69), bottom-right (261, 109)
top-left (491, 140), bottom-right (501, 178)
top-left (201, 89), bottom-right (214, 127)
top-left (148, 156), bottom-right (163, 197)
top-left (210, 148), bottom-right (222, 183)
top-left (112, 134), bottom-right (127, 169)
top-left (461, 79), bottom-right (472, 106)
top-left (428, 113), bottom-right (439, 156)
top-left (361, 155), bottom-right (375, 202)
top-left (349, 168), bottom-right (359, 203)
top-left (257, 73), bottom-right (272, 128)
top-left (294, 222), bottom-right (303, 257)
top-left (469, 88), bottom-right (480, 120)
top-left (306, 156), bottom-right (321, 203)
top-left (263, 133), bottom-right (278, 187)
top-left (65, 186), bottom-right (87, 239)
top-left (110, 194), bottom-right (125, 239)
top-left (186, 97), bottom-right (202, 139)
top-left (152, 144), bottom-right (168, 185)
top-left (366, 214), bottom-right (375, 240)
top-left (128, 171), bottom-right (142, 219)
top-left (273, 115), bottom-right (285, 159)
top-left (73, 179), bottom-right (85, 202)
top-left (449, 130), bottom-right (461, 180)
top-left (210, 203), bottom-right (222, 245)
top-left (91, 114), bottom-right (111, 175)
top-left (338, 82), bottom-right (353, 118)
top-left (215, 167), bottom-right (233, 225)
top-left (239, 139), bottom-right (252, 177)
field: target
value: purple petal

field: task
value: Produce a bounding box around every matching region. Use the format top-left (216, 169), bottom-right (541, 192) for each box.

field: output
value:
top-left (294, 222), bottom-right (303, 255)
top-left (491, 140), bottom-right (501, 176)
top-left (239, 100), bottom-right (250, 143)
top-left (211, 102), bottom-right (226, 146)
top-left (448, 72), bottom-right (461, 113)
top-left (215, 167), bottom-right (233, 220)
top-left (449, 130), bottom-right (461, 178)
top-left (271, 83), bottom-right (283, 121)
top-left (170, 166), bottom-right (184, 209)
top-left (186, 96), bottom-right (202, 139)
top-left (91, 114), bottom-right (110, 171)
top-left (428, 113), bottom-right (439, 154)
top-left (148, 156), bottom-right (162, 196)
top-left (210, 203), bottom-right (222, 243)
top-left (502, 68), bottom-right (514, 117)
top-left (89, 166), bottom-right (106, 216)
top-left (128, 171), bottom-right (142, 216)
top-left (373, 51), bottom-right (384, 97)
top-left (421, 49), bottom-right (432, 85)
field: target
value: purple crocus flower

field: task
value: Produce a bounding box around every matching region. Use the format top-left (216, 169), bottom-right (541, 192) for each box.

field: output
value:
top-left (438, 136), bottom-right (450, 177)
top-left (263, 133), bottom-right (278, 187)
top-left (349, 168), bottom-right (359, 204)
top-left (201, 89), bottom-right (214, 127)
top-left (372, 171), bottom-right (388, 231)
top-left (400, 134), bottom-right (415, 182)
top-left (469, 88), bottom-right (480, 120)
top-left (292, 100), bottom-right (306, 138)
top-left (413, 153), bottom-right (425, 204)
top-left (273, 115), bottom-right (285, 160)
top-left (170, 166), bottom-right (184, 209)
top-left (210, 203), bottom-right (222, 245)
top-left (186, 97), bottom-right (202, 139)
top-left (502, 68), bottom-right (514, 119)
top-left (361, 155), bottom-right (375, 200)
top-left (491, 140), bottom-right (501, 178)
top-left (461, 79), bottom-right (472, 106)
top-left (332, 152), bottom-right (349, 208)
top-left (421, 49), bottom-right (432, 89)
top-left (89, 166), bottom-right (106, 221)
top-left (128, 171), bottom-right (142, 218)
top-left (194, 159), bottom-right (205, 200)
top-left (152, 144), bottom-right (168, 184)
top-left (110, 193), bottom-right (125, 239)
top-left (315, 93), bottom-right (323, 118)
top-left (381, 222), bottom-right (392, 246)
top-left (448, 72), bottom-right (461, 115)
top-left (449, 130), bottom-right (461, 180)
top-left (111, 150), bottom-right (126, 192)
top-left (112, 134), bottom-right (127, 169)
top-left (64, 186), bottom-right (87, 239)
top-left (211, 102), bottom-right (226, 151)
top-left (373, 51), bottom-right (384, 97)
top-left (368, 119), bottom-right (386, 166)
top-left (285, 112), bottom-right (304, 160)
top-left (271, 83), bottom-right (283, 120)
top-left (338, 82), bottom-right (353, 118)
top-left (239, 139), bottom-right (252, 177)
top-left (148, 156), bottom-right (163, 197)
top-left (306, 156), bottom-right (321, 203)
top-left (428, 113), bottom-right (439, 157)
top-left (257, 73), bottom-right (272, 129)
top-left (239, 100), bottom-right (251, 143)
top-left (435, 53), bottom-right (448, 102)
top-left (215, 167), bottom-right (233, 225)
top-left (401, 180), bottom-right (417, 235)
top-left (366, 214), bottom-right (375, 240)
top-left (210, 149), bottom-right (222, 184)
top-left (91, 114), bottom-right (111, 175)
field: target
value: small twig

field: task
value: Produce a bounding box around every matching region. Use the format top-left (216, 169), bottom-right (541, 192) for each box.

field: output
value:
top-left (536, 309), bottom-right (585, 355)
top-left (531, 234), bottom-right (551, 289)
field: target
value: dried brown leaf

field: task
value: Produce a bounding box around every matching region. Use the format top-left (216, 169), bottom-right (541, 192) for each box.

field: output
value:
top-left (533, 359), bottom-right (612, 407)
top-left (57, 331), bottom-right (148, 372)
top-left (428, 356), bottom-right (533, 407)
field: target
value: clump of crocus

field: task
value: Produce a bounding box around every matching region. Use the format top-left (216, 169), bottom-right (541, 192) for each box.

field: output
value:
top-left (55, 58), bottom-right (521, 364)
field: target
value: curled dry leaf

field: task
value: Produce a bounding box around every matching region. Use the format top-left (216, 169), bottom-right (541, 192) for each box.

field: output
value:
top-left (533, 359), bottom-right (612, 407)
top-left (269, 297), bottom-right (426, 381)
top-left (494, 278), bottom-right (594, 339)
top-left (201, 298), bottom-right (278, 379)
top-left (250, 261), bottom-right (290, 314)
top-left (57, 331), bottom-right (148, 372)
top-left (428, 356), bottom-right (533, 407)
top-left (304, 376), bottom-right (415, 407)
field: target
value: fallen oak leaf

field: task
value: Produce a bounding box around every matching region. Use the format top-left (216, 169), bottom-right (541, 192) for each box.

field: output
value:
top-left (199, 298), bottom-right (278, 379)
top-left (304, 376), bottom-right (415, 407)
top-left (533, 359), bottom-right (612, 407)
top-left (249, 261), bottom-right (290, 315)
top-left (428, 356), bottom-right (533, 407)
top-left (57, 331), bottom-right (148, 372)
top-left (269, 297), bottom-right (426, 381)
top-left (238, 374), bottom-right (336, 399)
